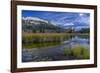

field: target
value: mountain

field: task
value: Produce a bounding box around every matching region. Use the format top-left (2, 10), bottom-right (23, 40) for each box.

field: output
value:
top-left (22, 17), bottom-right (66, 33)
top-left (22, 17), bottom-right (89, 33)
top-left (22, 17), bottom-right (48, 23)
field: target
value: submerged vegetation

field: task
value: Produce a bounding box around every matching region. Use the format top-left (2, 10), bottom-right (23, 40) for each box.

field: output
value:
top-left (64, 45), bottom-right (90, 59)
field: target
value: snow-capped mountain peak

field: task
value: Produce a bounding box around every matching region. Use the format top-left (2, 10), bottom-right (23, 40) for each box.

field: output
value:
top-left (22, 17), bottom-right (48, 23)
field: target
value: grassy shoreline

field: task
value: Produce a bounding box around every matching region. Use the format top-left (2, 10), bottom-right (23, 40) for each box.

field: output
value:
top-left (22, 33), bottom-right (89, 49)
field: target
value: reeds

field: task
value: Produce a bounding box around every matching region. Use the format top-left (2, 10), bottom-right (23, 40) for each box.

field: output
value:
top-left (64, 45), bottom-right (90, 59)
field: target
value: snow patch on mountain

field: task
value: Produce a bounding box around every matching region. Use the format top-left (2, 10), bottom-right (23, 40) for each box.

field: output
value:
top-left (22, 17), bottom-right (48, 23)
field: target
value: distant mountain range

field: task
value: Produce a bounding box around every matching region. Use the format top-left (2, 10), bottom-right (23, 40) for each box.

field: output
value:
top-left (22, 16), bottom-right (89, 33)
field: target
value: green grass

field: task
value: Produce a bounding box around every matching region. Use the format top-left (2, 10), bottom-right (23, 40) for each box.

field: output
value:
top-left (64, 45), bottom-right (90, 59)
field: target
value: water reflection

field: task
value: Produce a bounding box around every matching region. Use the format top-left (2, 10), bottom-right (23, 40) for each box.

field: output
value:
top-left (22, 35), bottom-right (90, 62)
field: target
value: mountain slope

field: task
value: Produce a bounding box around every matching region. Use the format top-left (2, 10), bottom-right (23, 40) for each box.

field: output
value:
top-left (22, 17), bottom-right (66, 33)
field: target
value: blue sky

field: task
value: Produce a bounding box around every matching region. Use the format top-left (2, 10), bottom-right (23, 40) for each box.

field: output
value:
top-left (22, 10), bottom-right (90, 28)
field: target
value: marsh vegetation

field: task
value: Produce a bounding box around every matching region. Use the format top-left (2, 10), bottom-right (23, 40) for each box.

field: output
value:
top-left (22, 33), bottom-right (90, 62)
